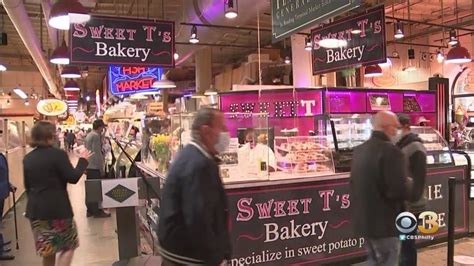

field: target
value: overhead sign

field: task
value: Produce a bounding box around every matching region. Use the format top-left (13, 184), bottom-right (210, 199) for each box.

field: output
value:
top-left (311, 5), bottom-right (386, 75)
top-left (272, 0), bottom-right (360, 42)
top-left (36, 99), bottom-right (68, 116)
top-left (70, 16), bottom-right (174, 66)
top-left (108, 65), bottom-right (163, 96)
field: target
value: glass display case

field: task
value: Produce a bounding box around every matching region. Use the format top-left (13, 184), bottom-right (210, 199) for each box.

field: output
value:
top-left (274, 136), bottom-right (335, 175)
top-left (323, 114), bottom-right (372, 150)
top-left (0, 120), bottom-right (23, 150)
top-left (411, 126), bottom-right (453, 166)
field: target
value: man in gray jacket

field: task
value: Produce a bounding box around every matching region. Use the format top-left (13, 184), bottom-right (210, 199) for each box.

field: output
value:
top-left (84, 119), bottom-right (110, 218)
top-left (397, 114), bottom-right (427, 266)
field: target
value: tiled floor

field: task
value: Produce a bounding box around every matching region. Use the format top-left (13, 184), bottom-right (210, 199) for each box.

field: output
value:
top-left (0, 175), bottom-right (118, 266)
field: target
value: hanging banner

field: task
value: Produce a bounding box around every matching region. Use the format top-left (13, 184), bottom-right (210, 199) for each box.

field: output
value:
top-left (70, 16), bottom-right (174, 66)
top-left (108, 65), bottom-right (163, 96)
top-left (311, 5), bottom-right (386, 75)
top-left (272, 0), bottom-right (360, 42)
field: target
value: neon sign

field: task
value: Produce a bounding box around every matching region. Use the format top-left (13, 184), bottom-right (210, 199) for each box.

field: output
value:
top-left (108, 65), bottom-right (163, 95)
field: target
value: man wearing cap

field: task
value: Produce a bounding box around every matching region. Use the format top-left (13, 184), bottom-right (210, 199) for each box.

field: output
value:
top-left (84, 119), bottom-right (111, 218)
top-left (397, 114), bottom-right (428, 266)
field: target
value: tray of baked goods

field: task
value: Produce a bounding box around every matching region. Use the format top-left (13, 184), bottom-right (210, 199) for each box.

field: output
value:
top-left (274, 136), bottom-right (335, 174)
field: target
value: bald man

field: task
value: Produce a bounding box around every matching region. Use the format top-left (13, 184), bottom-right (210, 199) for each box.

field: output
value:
top-left (350, 111), bottom-right (412, 266)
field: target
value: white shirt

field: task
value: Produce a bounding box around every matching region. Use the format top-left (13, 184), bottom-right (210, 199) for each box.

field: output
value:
top-left (238, 143), bottom-right (276, 175)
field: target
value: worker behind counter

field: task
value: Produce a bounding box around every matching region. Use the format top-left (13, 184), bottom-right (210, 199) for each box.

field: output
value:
top-left (238, 128), bottom-right (276, 176)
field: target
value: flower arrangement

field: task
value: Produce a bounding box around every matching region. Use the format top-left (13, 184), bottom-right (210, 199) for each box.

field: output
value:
top-left (150, 134), bottom-right (171, 173)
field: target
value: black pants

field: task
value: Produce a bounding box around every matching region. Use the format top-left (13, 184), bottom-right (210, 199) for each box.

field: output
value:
top-left (85, 169), bottom-right (102, 215)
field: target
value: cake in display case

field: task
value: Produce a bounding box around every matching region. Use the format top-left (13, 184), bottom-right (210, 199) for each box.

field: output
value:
top-left (274, 136), bottom-right (335, 175)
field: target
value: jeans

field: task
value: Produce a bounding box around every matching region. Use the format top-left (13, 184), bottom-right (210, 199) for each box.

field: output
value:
top-left (85, 169), bottom-right (103, 215)
top-left (367, 237), bottom-right (401, 266)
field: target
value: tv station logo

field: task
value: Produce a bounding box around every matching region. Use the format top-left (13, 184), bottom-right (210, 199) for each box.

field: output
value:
top-left (395, 211), bottom-right (443, 241)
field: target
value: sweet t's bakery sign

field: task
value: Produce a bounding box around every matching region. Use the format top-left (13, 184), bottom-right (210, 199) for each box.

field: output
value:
top-left (311, 5), bottom-right (386, 75)
top-left (70, 16), bottom-right (174, 66)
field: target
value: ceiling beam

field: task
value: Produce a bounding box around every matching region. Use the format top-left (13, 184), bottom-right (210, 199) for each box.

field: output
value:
top-left (386, 15), bottom-right (474, 32)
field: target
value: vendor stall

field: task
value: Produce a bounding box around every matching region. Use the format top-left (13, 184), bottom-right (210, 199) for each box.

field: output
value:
top-left (136, 87), bottom-right (470, 265)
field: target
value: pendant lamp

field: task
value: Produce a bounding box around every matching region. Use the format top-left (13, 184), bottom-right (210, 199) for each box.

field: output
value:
top-left (224, 0), bottom-right (238, 19)
top-left (152, 74), bottom-right (176, 88)
top-left (64, 80), bottom-right (80, 91)
top-left (445, 45), bottom-right (472, 64)
top-left (364, 65), bottom-right (383, 77)
top-left (49, 0), bottom-right (91, 30)
top-left (0, 64), bottom-right (6, 71)
top-left (189, 25), bottom-right (199, 44)
top-left (50, 42), bottom-right (70, 65)
top-left (61, 66), bottom-right (81, 78)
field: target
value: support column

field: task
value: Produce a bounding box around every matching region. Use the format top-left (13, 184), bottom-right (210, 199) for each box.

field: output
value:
top-left (291, 35), bottom-right (314, 87)
top-left (195, 47), bottom-right (212, 94)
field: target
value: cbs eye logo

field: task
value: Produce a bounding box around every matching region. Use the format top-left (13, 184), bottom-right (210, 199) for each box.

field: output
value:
top-left (395, 211), bottom-right (440, 234)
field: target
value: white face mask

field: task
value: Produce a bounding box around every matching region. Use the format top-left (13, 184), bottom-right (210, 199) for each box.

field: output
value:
top-left (214, 132), bottom-right (230, 154)
top-left (391, 129), bottom-right (403, 144)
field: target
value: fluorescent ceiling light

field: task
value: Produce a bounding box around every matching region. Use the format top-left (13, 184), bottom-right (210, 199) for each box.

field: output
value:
top-left (14, 88), bottom-right (28, 99)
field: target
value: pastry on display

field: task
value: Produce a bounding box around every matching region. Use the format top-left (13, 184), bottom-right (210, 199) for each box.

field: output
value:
top-left (275, 136), bottom-right (335, 175)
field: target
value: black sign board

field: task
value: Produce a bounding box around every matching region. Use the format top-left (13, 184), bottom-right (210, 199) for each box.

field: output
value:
top-left (311, 5), bottom-right (386, 75)
top-left (272, 0), bottom-right (360, 42)
top-left (226, 166), bottom-right (467, 265)
top-left (69, 16), bottom-right (174, 67)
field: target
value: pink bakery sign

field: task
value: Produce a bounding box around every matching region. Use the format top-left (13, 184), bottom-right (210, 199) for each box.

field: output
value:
top-left (219, 89), bottom-right (323, 118)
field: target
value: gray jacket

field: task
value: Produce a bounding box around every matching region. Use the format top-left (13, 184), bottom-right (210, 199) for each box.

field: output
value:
top-left (397, 133), bottom-right (428, 214)
top-left (84, 131), bottom-right (105, 174)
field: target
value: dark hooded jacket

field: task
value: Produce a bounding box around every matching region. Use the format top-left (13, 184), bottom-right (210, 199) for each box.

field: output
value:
top-left (397, 132), bottom-right (428, 214)
top-left (350, 131), bottom-right (411, 238)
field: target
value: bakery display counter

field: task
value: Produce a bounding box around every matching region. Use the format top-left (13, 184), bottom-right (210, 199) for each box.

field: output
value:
top-left (136, 161), bottom-right (470, 265)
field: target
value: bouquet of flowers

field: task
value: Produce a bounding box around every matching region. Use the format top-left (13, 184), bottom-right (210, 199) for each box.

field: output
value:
top-left (150, 134), bottom-right (171, 173)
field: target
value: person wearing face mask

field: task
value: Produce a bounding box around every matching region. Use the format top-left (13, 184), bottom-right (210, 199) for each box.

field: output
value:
top-left (84, 119), bottom-right (111, 218)
top-left (350, 111), bottom-right (412, 266)
top-left (158, 108), bottom-right (231, 266)
top-left (396, 114), bottom-right (427, 266)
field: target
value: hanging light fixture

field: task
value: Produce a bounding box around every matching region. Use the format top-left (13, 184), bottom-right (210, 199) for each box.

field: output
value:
top-left (224, 0), bottom-right (238, 19)
top-left (0, 64), bottom-right (6, 71)
top-left (437, 50), bottom-right (445, 63)
top-left (378, 58), bottom-right (392, 68)
top-left (364, 65), bottom-right (383, 77)
top-left (448, 29), bottom-right (458, 46)
top-left (174, 53), bottom-right (179, 60)
top-left (13, 88), bottom-right (28, 99)
top-left (204, 85), bottom-right (218, 96)
top-left (24, 99), bottom-right (30, 106)
top-left (64, 80), bottom-right (80, 91)
top-left (304, 37), bottom-right (312, 51)
top-left (189, 25), bottom-right (199, 44)
top-left (318, 38), bottom-right (347, 49)
top-left (403, 48), bottom-right (417, 71)
top-left (152, 74), bottom-right (176, 88)
top-left (6, 99), bottom-right (10, 106)
top-left (394, 21), bottom-right (404, 39)
top-left (49, 0), bottom-right (91, 30)
top-left (284, 56), bottom-right (291, 64)
top-left (445, 45), bottom-right (472, 64)
top-left (61, 66), bottom-right (81, 78)
top-left (50, 42), bottom-right (69, 65)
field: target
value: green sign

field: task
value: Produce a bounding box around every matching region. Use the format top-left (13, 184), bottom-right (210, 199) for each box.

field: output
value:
top-left (272, 0), bottom-right (360, 42)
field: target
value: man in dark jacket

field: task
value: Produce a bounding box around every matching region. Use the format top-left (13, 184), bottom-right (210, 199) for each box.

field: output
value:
top-left (158, 108), bottom-right (231, 265)
top-left (397, 114), bottom-right (427, 266)
top-left (350, 111), bottom-right (412, 266)
top-left (0, 152), bottom-right (15, 260)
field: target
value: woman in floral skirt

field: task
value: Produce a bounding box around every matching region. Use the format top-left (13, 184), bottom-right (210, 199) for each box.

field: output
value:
top-left (23, 121), bottom-right (91, 266)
